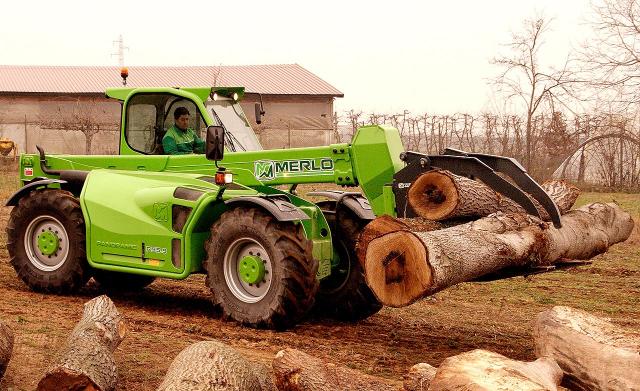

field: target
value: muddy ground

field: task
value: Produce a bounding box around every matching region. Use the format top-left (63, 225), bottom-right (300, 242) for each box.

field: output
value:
top-left (0, 171), bottom-right (638, 390)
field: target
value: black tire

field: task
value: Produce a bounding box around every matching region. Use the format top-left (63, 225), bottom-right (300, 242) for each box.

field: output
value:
top-left (6, 189), bottom-right (90, 293)
top-left (204, 207), bottom-right (318, 329)
top-left (92, 269), bottom-right (156, 292)
top-left (314, 201), bottom-right (383, 321)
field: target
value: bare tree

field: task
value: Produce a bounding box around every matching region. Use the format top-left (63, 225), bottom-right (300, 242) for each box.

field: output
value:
top-left (491, 16), bottom-right (576, 171)
top-left (580, 0), bottom-right (640, 107)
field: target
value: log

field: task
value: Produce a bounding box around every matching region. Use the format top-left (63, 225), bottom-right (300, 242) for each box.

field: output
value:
top-left (0, 318), bottom-right (14, 379)
top-left (533, 306), bottom-right (640, 391)
top-left (37, 295), bottom-right (126, 391)
top-left (403, 363), bottom-right (437, 391)
top-left (428, 349), bottom-right (563, 391)
top-left (273, 348), bottom-right (401, 391)
top-left (157, 340), bottom-right (276, 391)
top-left (540, 180), bottom-right (580, 213)
top-left (365, 202), bottom-right (634, 307)
top-left (356, 215), bottom-right (444, 266)
top-left (407, 170), bottom-right (579, 221)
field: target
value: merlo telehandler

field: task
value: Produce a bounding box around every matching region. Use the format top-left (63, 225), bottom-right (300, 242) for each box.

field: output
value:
top-left (5, 86), bottom-right (561, 329)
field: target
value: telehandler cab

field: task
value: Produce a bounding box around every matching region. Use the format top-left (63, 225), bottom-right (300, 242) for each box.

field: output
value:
top-left (5, 86), bottom-right (561, 329)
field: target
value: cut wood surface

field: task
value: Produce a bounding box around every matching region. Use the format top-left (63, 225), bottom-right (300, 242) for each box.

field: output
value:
top-left (428, 349), bottom-right (563, 391)
top-left (273, 348), bottom-right (401, 391)
top-left (407, 170), bottom-right (579, 221)
top-left (534, 306), bottom-right (640, 391)
top-left (157, 340), bottom-right (276, 391)
top-left (0, 318), bottom-right (13, 379)
top-left (37, 295), bottom-right (126, 391)
top-left (403, 362), bottom-right (437, 391)
top-left (365, 202), bottom-right (634, 307)
top-left (356, 215), bottom-right (445, 266)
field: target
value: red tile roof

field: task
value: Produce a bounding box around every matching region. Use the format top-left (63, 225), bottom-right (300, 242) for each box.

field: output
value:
top-left (0, 64), bottom-right (343, 97)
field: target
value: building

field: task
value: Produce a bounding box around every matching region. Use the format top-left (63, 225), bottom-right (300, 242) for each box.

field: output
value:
top-left (0, 65), bottom-right (343, 154)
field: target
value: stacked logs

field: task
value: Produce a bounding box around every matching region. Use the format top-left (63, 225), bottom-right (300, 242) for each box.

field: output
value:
top-left (360, 173), bottom-right (634, 308)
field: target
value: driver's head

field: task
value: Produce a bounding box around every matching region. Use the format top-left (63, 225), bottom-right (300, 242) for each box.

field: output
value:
top-left (174, 107), bottom-right (190, 130)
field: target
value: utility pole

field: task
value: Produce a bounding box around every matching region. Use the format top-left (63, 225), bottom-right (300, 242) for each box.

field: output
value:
top-left (111, 34), bottom-right (129, 67)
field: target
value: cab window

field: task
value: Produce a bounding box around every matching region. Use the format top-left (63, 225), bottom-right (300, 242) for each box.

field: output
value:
top-left (125, 94), bottom-right (206, 154)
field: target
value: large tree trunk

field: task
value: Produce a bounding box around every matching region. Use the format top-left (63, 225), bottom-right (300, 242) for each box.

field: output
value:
top-left (365, 203), bottom-right (634, 307)
top-left (533, 306), bottom-right (640, 391)
top-left (407, 170), bottom-right (579, 221)
top-left (157, 340), bottom-right (276, 391)
top-left (273, 348), bottom-right (400, 391)
top-left (428, 349), bottom-right (563, 391)
top-left (0, 319), bottom-right (13, 379)
top-left (37, 295), bottom-right (126, 391)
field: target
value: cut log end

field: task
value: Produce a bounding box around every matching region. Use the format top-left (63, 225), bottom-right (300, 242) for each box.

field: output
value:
top-left (37, 368), bottom-right (98, 391)
top-left (408, 171), bottom-right (459, 220)
top-left (365, 231), bottom-right (431, 307)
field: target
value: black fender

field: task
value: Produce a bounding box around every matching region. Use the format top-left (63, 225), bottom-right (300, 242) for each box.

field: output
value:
top-left (308, 190), bottom-right (375, 220)
top-left (225, 196), bottom-right (310, 222)
top-left (5, 178), bottom-right (68, 206)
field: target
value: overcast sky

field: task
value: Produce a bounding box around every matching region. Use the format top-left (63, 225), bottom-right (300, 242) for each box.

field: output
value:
top-left (1, 0), bottom-right (592, 114)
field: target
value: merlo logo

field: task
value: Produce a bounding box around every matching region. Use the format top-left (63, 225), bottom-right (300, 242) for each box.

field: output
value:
top-left (254, 159), bottom-right (334, 181)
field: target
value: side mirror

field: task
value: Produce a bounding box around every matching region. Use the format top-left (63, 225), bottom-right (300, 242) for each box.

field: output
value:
top-left (205, 125), bottom-right (225, 161)
top-left (255, 102), bottom-right (264, 125)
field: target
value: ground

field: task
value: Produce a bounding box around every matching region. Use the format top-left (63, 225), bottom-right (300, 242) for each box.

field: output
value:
top-left (0, 165), bottom-right (638, 390)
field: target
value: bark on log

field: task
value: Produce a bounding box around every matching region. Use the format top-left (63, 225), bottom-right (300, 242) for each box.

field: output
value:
top-left (157, 340), bottom-right (276, 391)
top-left (533, 306), bottom-right (640, 391)
top-left (407, 170), bottom-right (579, 221)
top-left (37, 295), bottom-right (126, 391)
top-left (428, 349), bottom-right (563, 391)
top-left (365, 202), bottom-right (634, 307)
top-left (403, 363), bottom-right (437, 391)
top-left (273, 348), bottom-right (401, 391)
top-left (0, 318), bottom-right (13, 379)
top-left (540, 180), bottom-right (580, 213)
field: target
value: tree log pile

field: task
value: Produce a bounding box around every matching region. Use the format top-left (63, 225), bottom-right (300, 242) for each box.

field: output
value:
top-left (361, 172), bottom-right (634, 308)
top-left (1, 296), bottom-right (637, 390)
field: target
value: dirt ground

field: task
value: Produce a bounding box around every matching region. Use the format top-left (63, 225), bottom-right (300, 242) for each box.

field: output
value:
top-left (0, 169), bottom-right (638, 390)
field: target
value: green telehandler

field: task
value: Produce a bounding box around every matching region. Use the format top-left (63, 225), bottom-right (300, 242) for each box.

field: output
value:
top-left (5, 86), bottom-right (561, 329)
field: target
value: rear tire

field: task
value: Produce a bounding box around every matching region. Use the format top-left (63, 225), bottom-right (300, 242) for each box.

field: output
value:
top-left (204, 207), bottom-right (318, 329)
top-left (6, 189), bottom-right (90, 293)
top-left (92, 269), bottom-right (156, 292)
top-left (314, 202), bottom-right (383, 321)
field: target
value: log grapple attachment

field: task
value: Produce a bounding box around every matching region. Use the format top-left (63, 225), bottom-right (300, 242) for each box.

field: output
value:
top-left (392, 148), bottom-right (563, 228)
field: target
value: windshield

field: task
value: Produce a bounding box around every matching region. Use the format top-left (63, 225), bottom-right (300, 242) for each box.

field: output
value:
top-left (206, 99), bottom-right (262, 151)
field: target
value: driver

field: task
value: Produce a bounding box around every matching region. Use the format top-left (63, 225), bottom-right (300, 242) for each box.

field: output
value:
top-left (162, 107), bottom-right (205, 155)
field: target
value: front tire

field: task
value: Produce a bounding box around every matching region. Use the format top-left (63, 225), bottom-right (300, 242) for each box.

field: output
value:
top-left (6, 189), bottom-right (90, 293)
top-left (204, 207), bottom-right (318, 329)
